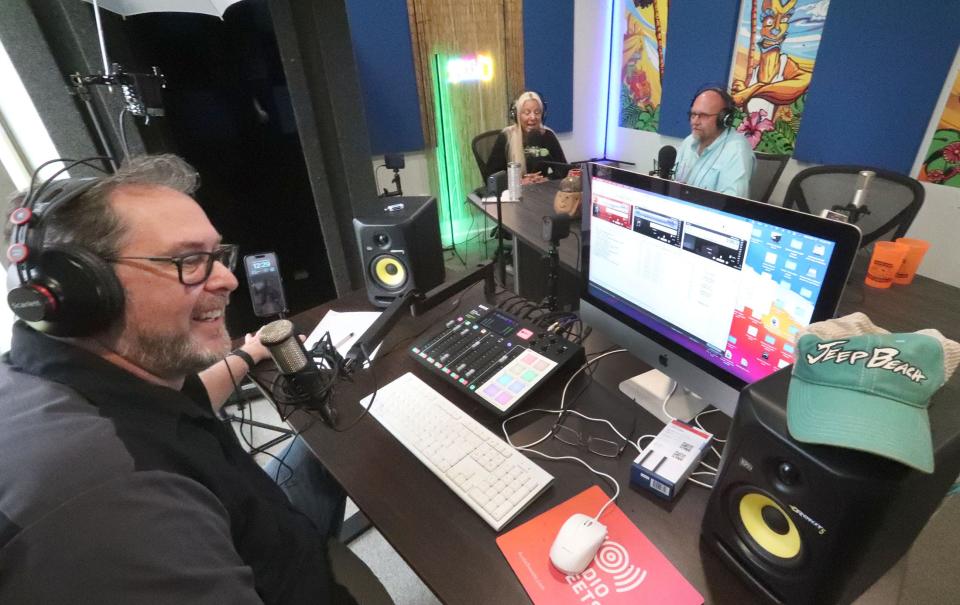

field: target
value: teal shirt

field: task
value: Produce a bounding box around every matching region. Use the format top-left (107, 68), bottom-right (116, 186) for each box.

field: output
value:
top-left (674, 128), bottom-right (755, 198)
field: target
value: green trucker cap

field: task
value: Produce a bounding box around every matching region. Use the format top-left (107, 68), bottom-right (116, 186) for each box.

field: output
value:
top-left (787, 313), bottom-right (959, 473)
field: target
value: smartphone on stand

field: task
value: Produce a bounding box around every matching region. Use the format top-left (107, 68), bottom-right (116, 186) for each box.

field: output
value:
top-left (243, 252), bottom-right (289, 318)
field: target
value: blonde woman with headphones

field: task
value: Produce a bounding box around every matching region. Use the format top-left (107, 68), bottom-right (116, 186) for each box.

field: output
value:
top-left (487, 91), bottom-right (569, 183)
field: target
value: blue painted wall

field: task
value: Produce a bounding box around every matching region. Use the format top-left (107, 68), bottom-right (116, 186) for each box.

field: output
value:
top-left (658, 1), bottom-right (740, 139)
top-left (793, 1), bottom-right (960, 173)
top-left (344, 1), bottom-right (423, 154)
top-left (523, 0), bottom-right (575, 133)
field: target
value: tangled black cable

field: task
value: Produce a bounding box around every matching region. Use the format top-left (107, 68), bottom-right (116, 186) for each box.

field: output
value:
top-left (254, 332), bottom-right (382, 433)
top-left (222, 355), bottom-right (296, 485)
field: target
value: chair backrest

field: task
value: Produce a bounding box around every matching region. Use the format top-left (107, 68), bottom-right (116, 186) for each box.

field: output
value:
top-left (782, 165), bottom-right (925, 247)
top-left (749, 152), bottom-right (790, 203)
top-left (471, 129), bottom-right (501, 182)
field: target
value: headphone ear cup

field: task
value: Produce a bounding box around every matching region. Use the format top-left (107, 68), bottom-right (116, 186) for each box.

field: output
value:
top-left (717, 108), bottom-right (731, 129)
top-left (26, 245), bottom-right (125, 337)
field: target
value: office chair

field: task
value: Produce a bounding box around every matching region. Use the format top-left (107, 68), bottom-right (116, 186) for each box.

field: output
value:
top-left (749, 152), bottom-right (790, 203)
top-left (783, 165), bottom-right (925, 247)
top-left (471, 129), bottom-right (501, 182)
top-left (470, 129), bottom-right (514, 256)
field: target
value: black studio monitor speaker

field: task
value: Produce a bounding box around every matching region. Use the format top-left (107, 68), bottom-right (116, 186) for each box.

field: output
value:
top-left (702, 368), bottom-right (960, 605)
top-left (354, 196), bottom-right (445, 307)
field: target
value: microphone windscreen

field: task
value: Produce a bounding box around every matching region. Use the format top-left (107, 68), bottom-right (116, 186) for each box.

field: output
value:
top-left (525, 129), bottom-right (547, 147)
top-left (657, 145), bottom-right (677, 179)
top-left (259, 319), bottom-right (309, 375)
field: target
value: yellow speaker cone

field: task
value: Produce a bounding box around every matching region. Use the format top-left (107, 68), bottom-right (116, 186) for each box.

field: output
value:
top-left (739, 492), bottom-right (802, 560)
top-left (371, 255), bottom-right (407, 289)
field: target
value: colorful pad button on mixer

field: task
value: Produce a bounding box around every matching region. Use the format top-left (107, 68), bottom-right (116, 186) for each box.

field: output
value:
top-left (476, 349), bottom-right (557, 412)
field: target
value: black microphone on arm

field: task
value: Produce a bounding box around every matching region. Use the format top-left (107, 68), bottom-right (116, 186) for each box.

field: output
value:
top-left (258, 319), bottom-right (339, 426)
top-left (487, 170), bottom-right (508, 286)
top-left (256, 261), bottom-right (496, 430)
top-left (650, 145), bottom-right (677, 180)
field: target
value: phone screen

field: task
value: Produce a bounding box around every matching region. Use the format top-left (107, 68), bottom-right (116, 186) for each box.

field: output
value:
top-left (243, 252), bottom-right (288, 317)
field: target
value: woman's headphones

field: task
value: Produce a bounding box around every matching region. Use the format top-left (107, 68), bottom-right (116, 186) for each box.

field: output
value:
top-left (6, 160), bottom-right (125, 337)
top-left (692, 86), bottom-right (735, 129)
top-left (508, 91), bottom-right (547, 124)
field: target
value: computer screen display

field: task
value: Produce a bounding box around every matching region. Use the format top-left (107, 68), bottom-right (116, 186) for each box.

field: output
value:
top-left (581, 164), bottom-right (861, 403)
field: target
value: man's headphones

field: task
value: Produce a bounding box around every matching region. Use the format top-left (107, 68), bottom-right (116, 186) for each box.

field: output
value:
top-left (6, 161), bottom-right (125, 337)
top-left (508, 91), bottom-right (547, 124)
top-left (692, 86), bottom-right (735, 130)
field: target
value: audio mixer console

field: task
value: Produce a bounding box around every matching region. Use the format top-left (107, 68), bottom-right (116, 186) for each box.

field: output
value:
top-left (409, 303), bottom-right (584, 415)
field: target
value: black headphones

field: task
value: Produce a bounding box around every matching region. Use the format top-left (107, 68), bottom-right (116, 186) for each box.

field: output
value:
top-left (6, 160), bottom-right (125, 337)
top-left (692, 86), bottom-right (735, 130)
top-left (508, 91), bottom-right (547, 124)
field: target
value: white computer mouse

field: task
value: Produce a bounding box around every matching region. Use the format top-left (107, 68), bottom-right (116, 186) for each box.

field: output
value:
top-left (548, 513), bottom-right (608, 576)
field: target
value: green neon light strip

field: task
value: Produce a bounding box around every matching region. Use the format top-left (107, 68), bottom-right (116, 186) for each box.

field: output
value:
top-left (432, 52), bottom-right (476, 248)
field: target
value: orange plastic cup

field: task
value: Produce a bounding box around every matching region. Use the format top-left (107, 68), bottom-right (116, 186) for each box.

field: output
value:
top-left (865, 241), bottom-right (909, 289)
top-left (892, 237), bottom-right (930, 285)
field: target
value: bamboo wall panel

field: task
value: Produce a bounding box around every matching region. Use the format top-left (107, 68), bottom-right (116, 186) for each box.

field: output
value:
top-left (408, 0), bottom-right (524, 199)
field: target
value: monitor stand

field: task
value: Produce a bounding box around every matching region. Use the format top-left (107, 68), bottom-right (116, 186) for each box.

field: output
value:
top-left (619, 370), bottom-right (711, 424)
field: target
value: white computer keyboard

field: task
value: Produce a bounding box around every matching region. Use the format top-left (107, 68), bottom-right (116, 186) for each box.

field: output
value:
top-left (362, 372), bottom-right (554, 531)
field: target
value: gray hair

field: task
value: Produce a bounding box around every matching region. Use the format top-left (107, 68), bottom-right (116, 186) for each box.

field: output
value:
top-left (5, 154), bottom-right (199, 262)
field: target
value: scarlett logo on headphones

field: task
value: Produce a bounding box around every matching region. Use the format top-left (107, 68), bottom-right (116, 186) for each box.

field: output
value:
top-left (806, 340), bottom-right (928, 383)
top-left (564, 540), bottom-right (647, 603)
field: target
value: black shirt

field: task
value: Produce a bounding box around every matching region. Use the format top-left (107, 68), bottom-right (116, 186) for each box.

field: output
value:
top-left (0, 322), bottom-right (353, 604)
top-left (486, 127), bottom-right (569, 179)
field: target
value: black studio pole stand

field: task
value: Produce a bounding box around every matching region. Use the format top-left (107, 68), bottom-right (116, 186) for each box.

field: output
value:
top-left (486, 170), bottom-right (509, 287)
top-left (540, 214), bottom-right (572, 312)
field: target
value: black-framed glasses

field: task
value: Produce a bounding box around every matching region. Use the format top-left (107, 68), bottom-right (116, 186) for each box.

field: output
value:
top-left (687, 111), bottom-right (720, 121)
top-left (553, 424), bottom-right (627, 458)
top-left (110, 243), bottom-right (238, 285)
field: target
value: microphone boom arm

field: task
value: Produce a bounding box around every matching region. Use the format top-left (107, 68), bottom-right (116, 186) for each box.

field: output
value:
top-left (343, 261), bottom-right (495, 368)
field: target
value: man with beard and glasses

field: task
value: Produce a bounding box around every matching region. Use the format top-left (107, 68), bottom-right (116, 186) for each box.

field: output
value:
top-left (0, 155), bottom-right (366, 604)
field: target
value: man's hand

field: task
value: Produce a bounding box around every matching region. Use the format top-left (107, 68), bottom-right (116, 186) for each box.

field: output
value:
top-left (241, 329), bottom-right (271, 365)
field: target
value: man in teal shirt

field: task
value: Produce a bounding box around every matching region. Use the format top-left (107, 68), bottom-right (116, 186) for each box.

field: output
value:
top-left (674, 87), bottom-right (755, 198)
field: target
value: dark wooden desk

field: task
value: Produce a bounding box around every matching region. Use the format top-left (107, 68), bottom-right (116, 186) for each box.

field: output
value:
top-left (261, 271), bottom-right (959, 604)
top-left (468, 181), bottom-right (583, 307)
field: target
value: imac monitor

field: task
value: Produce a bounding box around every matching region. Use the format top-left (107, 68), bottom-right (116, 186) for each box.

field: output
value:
top-left (579, 164), bottom-right (861, 421)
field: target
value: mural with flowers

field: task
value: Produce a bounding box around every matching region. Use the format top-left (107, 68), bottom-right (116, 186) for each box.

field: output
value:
top-left (619, 0), bottom-right (668, 132)
top-left (919, 70), bottom-right (960, 188)
top-left (729, 0), bottom-right (831, 154)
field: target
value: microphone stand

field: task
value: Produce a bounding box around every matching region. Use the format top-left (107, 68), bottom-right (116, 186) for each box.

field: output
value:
top-left (380, 168), bottom-right (404, 197)
top-left (484, 171), bottom-right (509, 288)
top-left (830, 203), bottom-right (870, 225)
top-left (495, 186), bottom-right (506, 287)
top-left (585, 156), bottom-right (635, 167)
top-left (540, 215), bottom-right (571, 313)
top-left (544, 241), bottom-right (560, 312)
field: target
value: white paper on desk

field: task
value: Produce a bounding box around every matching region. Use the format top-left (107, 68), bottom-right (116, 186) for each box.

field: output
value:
top-left (305, 309), bottom-right (383, 365)
top-left (480, 194), bottom-right (521, 203)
